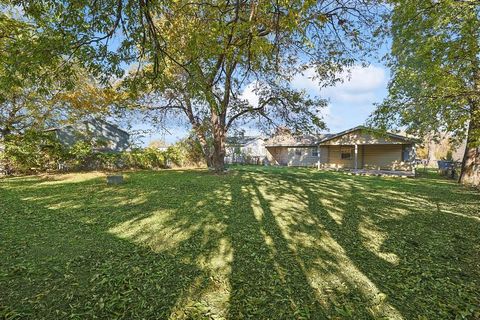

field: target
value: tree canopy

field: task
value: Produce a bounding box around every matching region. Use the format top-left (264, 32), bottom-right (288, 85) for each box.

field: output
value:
top-left (371, 0), bottom-right (480, 185)
top-left (12, 0), bottom-right (384, 171)
top-left (0, 7), bottom-right (112, 137)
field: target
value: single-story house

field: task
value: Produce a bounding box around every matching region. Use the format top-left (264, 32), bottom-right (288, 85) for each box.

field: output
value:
top-left (265, 126), bottom-right (417, 172)
top-left (45, 118), bottom-right (130, 152)
top-left (225, 136), bottom-right (267, 164)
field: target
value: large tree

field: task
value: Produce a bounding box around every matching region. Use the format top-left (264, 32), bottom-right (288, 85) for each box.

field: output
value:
top-left (0, 11), bottom-right (59, 137)
top-left (120, 63), bottom-right (327, 168)
top-left (371, 0), bottom-right (480, 185)
top-left (0, 8), bottom-right (109, 138)
top-left (14, 0), bottom-right (383, 171)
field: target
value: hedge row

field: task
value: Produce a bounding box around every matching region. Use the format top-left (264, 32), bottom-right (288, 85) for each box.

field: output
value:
top-left (0, 130), bottom-right (202, 174)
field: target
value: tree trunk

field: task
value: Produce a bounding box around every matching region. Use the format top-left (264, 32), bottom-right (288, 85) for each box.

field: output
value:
top-left (459, 101), bottom-right (480, 186)
top-left (211, 113), bottom-right (226, 173)
top-left (459, 145), bottom-right (480, 186)
top-left (182, 94), bottom-right (214, 168)
top-left (192, 126), bottom-right (213, 168)
top-left (0, 127), bottom-right (11, 139)
top-left (200, 141), bottom-right (213, 168)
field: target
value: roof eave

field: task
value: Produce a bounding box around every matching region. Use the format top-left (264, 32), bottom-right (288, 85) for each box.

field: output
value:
top-left (265, 144), bottom-right (317, 147)
top-left (317, 126), bottom-right (418, 145)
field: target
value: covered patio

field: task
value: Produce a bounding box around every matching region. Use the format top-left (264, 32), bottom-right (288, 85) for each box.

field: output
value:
top-left (316, 126), bottom-right (418, 174)
top-left (316, 144), bottom-right (415, 171)
top-left (263, 126), bottom-right (418, 173)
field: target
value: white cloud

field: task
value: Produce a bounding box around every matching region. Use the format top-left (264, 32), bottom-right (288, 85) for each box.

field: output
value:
top-left (325, 91), bottom-right (377, 104)
top-left (238, 64), bottom-right (389, 133)
top-left (242, 65), bottom-right (387, 107)
top-left (335, 65), bottom-right (387, 93)
top-left (2, 4), bottom-right (26, 19)
top-left (291, 65), bottom-right (387, 103)
top-left (239, 82), bottom-right (260, 107)
top-left (290, 67), bottom-right (319, 94)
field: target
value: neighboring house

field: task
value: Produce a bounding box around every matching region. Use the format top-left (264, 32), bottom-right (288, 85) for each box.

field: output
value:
top-left (45, 118), bottom-right (130, 152)
top-left (418, 133), bottom-right (466, 167)
top-left (265, 126), bottom-right (417, 171)
top-left (148, 139), bottom-right (170, 151)
top-left (225, 136), bottom-right (267, 164)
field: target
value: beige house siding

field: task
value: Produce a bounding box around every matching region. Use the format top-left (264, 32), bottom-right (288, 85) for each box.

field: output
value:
top-left (267, 147), bottom-right (319, 166)
top-left (363, 145), bottom-right (401, 169)
top-left (288, 147), bottom-right (319, 166)
top-left (319, 146), bottom-right (329, 164)
top-left (363, 145), bottom-right (412, 170)
top-left (319, 145), bottom-right (412, 170)
top-left (266, 147), bottom-right (288, 165)
top-left (269, 144), bottom-right (414, 171)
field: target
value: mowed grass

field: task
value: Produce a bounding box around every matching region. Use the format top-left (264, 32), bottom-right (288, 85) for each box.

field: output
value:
top-left (0, 167), bottom-right (479, 320)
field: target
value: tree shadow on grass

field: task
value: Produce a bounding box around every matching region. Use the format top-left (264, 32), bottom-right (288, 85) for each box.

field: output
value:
top-left (235, 166), bottom-right (479, 318)
top-left (1, 168), bottom-right (479, 319)
top-left (0, 170), bottom-right (230, 319)
top-left (240, 171), bottom-right (399, 319)
top-left (294, 172), bottom-right (480, 319)
top-left (226, 174), bottom-right (329, 319)
top-left (1, 169), bottom-right (365, 319)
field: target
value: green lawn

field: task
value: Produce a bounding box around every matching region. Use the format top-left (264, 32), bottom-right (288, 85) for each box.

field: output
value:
top-left (1, 167), bottom-right (479, 319)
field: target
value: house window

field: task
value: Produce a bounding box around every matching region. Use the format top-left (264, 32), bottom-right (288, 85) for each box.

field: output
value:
top-left (295, 149), bottom-right (302, 156)
top-left (340, 147), bottom-right (352, 160)
top-left (312, 148), bottom-right (319, 157)
top-left (402, 145), bottom-right (411, 161)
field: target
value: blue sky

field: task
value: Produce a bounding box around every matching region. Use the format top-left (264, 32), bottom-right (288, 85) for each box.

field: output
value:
top-left (299, 64), bottom-right (389, 133)
top-left (137, 63), bottom-right (390, 146)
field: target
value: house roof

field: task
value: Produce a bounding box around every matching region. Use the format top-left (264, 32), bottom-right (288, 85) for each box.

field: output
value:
top-left (44, 118), bottom-right (129, 135)
top-left (265, 133), bottom-right (334, 147)
top-left (264, 126), bottom-right (417, 147)
top-left (317, 126), bottom-right (418, 144)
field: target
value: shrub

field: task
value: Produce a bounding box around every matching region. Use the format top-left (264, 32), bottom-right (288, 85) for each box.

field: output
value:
top-left (67, 140), bottom-right (94, 169)
top-left (175, 135), bottom-right (206, 167)
top-left (2, 130), bottom-right (66, 174)
top-left (1, 129), bottom-right (207, 174)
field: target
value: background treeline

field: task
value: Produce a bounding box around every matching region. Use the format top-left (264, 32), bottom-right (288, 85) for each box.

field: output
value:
top-left (0, 130), bottom-right (205, 174)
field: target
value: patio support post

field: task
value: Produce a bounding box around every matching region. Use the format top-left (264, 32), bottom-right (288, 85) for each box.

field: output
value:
top-left (317, 145), bottom-right (320, 170)
top-left (354, 144), bottom-right (358, 171)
